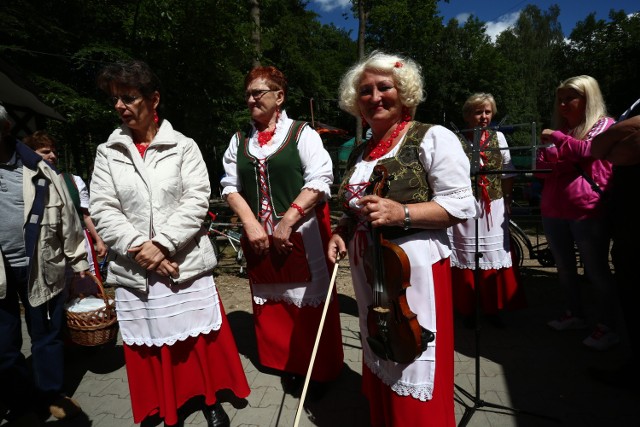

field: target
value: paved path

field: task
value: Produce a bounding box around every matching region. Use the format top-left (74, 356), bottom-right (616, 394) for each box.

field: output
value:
top-left (3, 263), bottom-right (637, 427)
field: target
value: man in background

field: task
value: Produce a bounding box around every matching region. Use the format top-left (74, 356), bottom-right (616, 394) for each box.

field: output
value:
top-left (0, 105), bottom-right (89, 425)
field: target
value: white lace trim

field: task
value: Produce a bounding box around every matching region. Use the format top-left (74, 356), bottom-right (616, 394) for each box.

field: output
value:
top-left (253, 294), bottom-right (324, 308)
top-left (302, 181), bottom-right (331, 197)
top-left (121, 320), bottom-right (222, 347)
top-left (365, 359), bottom-right (434, 401)
top-left (450, 259), bottom-right (513, 270)
top-left (439, 187), bottom-right (474, 199)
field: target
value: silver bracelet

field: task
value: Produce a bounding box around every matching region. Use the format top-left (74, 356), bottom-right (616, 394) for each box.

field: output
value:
top-left (403, 204), bottom-right (411, 230)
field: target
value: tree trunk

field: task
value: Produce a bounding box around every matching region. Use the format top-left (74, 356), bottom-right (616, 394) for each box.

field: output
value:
top-left (355, 0), bottom-right (367, 145)
top-left (249, 0), bottom-right (261, 67)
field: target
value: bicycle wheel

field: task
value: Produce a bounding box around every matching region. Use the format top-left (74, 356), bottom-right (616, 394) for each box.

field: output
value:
top-left (508, 221), bottom-right (528, 268)
top-left (536, 247), bottom-right (556, 267)
top-left (509, 232), bottom-right (524, 268)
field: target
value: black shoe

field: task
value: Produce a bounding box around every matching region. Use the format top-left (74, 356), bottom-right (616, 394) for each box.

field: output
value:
top-left (203, 402), bottom-right (230, 427)
top-left (141, 414), bottom-right (183, 427)
top-left (305, 381), bottom-right (328, 403)
top-left (141, 414), bottom-right (162, 427)
top-left (281, 373), bottom-right (303, 397)
top-left (165, 418), bottom-right (185, 427)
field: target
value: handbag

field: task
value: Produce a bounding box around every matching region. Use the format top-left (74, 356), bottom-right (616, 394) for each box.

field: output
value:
top-left (241, 232), bottom-right (312, 284)
top-left (574, 164), bottom-right (605, 196)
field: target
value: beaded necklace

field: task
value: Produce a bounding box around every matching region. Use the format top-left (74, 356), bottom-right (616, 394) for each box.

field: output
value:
top-left (257, 110), bottom-right (280, 147)
top-left (366, 116), bottom-right (411, 160)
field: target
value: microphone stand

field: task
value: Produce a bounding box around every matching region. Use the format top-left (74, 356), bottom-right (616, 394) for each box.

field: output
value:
top-left (453, 124), bottom-right (558, 426)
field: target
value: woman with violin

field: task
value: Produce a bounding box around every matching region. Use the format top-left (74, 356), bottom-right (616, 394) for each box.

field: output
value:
top-left (329, 51), bottom-right (477, 426)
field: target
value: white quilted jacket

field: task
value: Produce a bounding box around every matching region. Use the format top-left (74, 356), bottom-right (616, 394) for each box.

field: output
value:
top-left (90, 120), bottom-right (216, 291)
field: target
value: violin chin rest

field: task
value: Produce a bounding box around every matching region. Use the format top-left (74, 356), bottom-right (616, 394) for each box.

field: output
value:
top-left (420, 327), bottom-right (435, 351)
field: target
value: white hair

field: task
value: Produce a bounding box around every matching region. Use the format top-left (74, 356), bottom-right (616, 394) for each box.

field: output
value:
top-left (338, 51), bottom-right (425, 118)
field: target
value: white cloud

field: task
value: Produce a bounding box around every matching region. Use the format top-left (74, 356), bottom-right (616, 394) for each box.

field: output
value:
top-left (455, 13), bottom-right (472, 23)
top-left (485, 11), bottom-right (520, 42)
top-left (312, 0), bottom-right (351, 12)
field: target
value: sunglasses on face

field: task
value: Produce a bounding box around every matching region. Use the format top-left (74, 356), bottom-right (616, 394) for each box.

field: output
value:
top-left (244, 89), bottom-right (276, 101)
top-left (108, 94), bottom-right (140, 106)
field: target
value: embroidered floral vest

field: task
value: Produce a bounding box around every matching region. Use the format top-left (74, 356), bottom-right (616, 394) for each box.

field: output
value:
top-left (337, 122), bottom-right (433, 240)
top-left (338, 122), bottom-right (433, 207)
top-left (236, 121), bottom-right (307, 218)
top-left (457, 130), bottom-right (503, 200)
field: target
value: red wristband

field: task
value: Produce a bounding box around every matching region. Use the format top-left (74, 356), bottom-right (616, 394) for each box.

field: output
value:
top-left (290, 202), bottom-right (305, 217)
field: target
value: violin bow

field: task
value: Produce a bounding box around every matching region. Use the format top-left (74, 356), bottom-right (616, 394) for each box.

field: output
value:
top-left (293, 256), bottom-right (342, 427)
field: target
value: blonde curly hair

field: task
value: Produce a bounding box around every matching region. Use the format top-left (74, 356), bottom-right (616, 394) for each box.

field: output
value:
top-left (338, 51), bottom-right (425, 118)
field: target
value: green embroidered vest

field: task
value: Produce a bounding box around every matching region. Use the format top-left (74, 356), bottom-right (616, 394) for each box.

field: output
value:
top-left (457, 130), bottom-right (503, 200)
top-left (236, 121), bottom-right (307, 218)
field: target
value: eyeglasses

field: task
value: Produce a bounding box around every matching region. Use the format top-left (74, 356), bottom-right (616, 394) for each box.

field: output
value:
top-left (108, 94), bottom-right (140, 106)
top-left (244, 89), bottom-right (276, 101)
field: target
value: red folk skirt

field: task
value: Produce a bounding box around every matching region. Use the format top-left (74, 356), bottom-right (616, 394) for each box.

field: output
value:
top-left (123, 305), bottom-right (250, 425)
top-left (363, 258), bottom-right (455, 427)
top-left (251, 289), bottom-right (344, 382)
top-left (451, 264), bottom-right (526, 316)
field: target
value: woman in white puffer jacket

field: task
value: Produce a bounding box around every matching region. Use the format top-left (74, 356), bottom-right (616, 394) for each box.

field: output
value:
top-left (90, 59), bottom-right (248, 427)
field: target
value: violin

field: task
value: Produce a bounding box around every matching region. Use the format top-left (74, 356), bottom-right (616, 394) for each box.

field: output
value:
top-left (363, 165), bottom-right (434, 364)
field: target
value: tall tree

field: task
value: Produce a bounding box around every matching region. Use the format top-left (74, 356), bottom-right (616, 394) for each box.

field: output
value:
top-left (436, 16), bottom-right (503, 128)
top-left (566, 9), bottom-right (640, 116)
top-left (364, 0), bottom-right (447, 124)
top-left (494, 4), bottom-right (564, 130)
top-left (249, 0), bottom-right (262, 67)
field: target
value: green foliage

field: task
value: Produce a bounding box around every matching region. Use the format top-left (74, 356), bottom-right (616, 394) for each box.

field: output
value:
top-left (566, 9), bottom-right (640, 116)
top-left (493, 4), bottom-right (565, 132)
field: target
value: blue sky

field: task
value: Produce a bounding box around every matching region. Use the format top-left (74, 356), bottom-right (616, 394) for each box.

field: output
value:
top-left (306, 0), bottom-right (640, 41)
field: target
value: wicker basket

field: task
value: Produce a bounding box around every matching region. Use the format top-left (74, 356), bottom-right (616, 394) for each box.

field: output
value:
top-left (65, 271), bottom-right (118, 346)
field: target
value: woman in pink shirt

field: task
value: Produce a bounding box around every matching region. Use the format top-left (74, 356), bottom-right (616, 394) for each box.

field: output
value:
top-left (537, 75), bottom-right (618, 351)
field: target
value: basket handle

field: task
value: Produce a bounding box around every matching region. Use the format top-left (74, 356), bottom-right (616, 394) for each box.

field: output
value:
top-left (70, 271), bottom-right (109, 305)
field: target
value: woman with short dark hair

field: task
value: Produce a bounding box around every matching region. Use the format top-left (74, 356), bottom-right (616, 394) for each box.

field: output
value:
top-left (91, 60), bottom-right (249, 427)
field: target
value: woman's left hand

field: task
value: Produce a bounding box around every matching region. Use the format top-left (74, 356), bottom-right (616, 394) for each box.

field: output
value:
top-left (128, 240), bottom-right (169, 270)
top-left (155, 258), bottom-right (179, 278)
top-left (358, 195), bottom-right (404, 228)
top-left (272, 219), bottom-right (294, 255)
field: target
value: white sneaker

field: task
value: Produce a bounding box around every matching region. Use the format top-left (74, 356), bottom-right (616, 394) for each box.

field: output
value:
top-left (583, 324), bottom-right (620, 351)
top-left (547, 311), bottom-right (587, 331)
